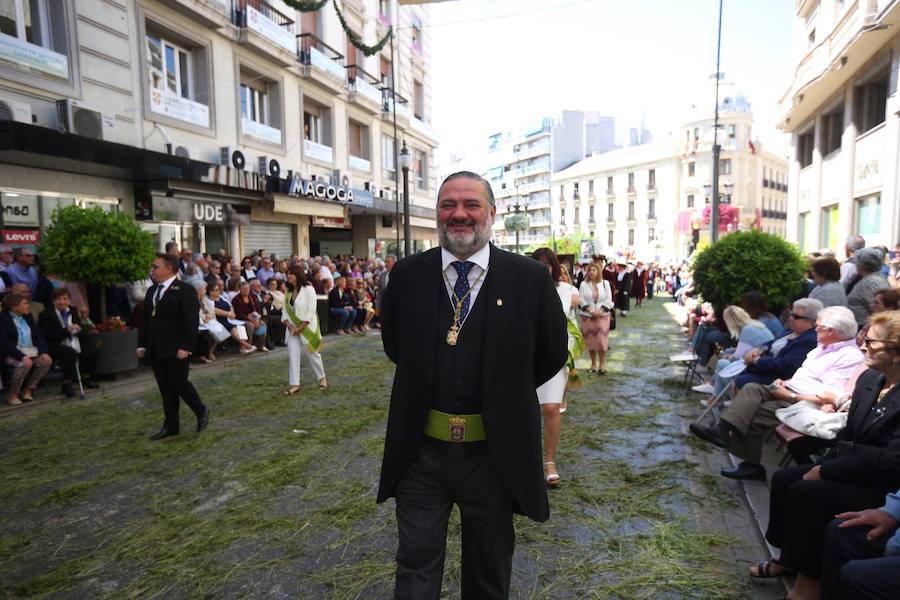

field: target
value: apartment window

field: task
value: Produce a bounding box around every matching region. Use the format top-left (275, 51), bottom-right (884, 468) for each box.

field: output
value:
top-left (648, 227), bottom-right (655, 242)
top-left (0, 0), bottom-right (70, 59)
top-left (688, 161), bottom-right (695, 176)
top-left (685, 130), bottom-right (691, 143)
top-left (380, 55), bottom-right (392, 88)
top-left (299, 9), bottom-right (319, 35)
top-left (727, 124), bottom-right (736, 139)
top-left (382, 135), bottom-right (395, 180)
top-left (589, 205), bottom-right (594, 223)
top-left (607, 203), bottom-right (614, 221)
top-left (588, 179), bottom-right (594, 196)
top-left (241, 79), bottom-right (268, 125)
top-left (411, 16), bottom-right (422, 54)
top-left (348, 119), bottom-right (369, 159)
top-left (303, 98), bottom-right (332, 145)
top-left (627, 172), bottom-right (635, 192)
top-left (628, 200), bottom-right (635, 220)
top-left (560, 208), bottom-right (565, 224)
top-left (854, 72), bottom-right (888, 134)
top-left (798, 129), bottom-right (814, 168)
top-left (606, 176), bottom-right (613, 194)
top-left (628, 229), bottom-right (635, 246)
top-left (148, 34), bottom-right (197, 101)
top-left (377, 0), bottom-right (391, 23)
top-left (608, 230), bottom-right (614, 246)
top-left (719, 158), bottom-right (732, 175)
top-left (413, 79), bottom-right (424, 120)
top-left (415, 149), bottom-right (427, 190)
top-left (648, 198), bottom-right (655, 218)
top-left (648, 169), bottom-right (656, 189)
top-left (820, 105), bottom-right (844, 155)
top-left (687, 194), bottom-right (694, 208)
top-left (573, 182), bottom-right (580, 199)
top-left (693, 127), bottom-right (699, 141)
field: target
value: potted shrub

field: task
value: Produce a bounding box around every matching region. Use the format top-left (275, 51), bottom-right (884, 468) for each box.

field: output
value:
top-left (39, 205), bottom-right (155, 375)
top-left (691, 230), bottom-right (807, 311)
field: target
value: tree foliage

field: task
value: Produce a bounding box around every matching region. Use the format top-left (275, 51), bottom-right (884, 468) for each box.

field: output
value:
top-left (504, 213), bottom-right (529, 232)
top-left (691, 230), bottom-right (807, 310)
top-left (39, 206), bottom-right (155, 288)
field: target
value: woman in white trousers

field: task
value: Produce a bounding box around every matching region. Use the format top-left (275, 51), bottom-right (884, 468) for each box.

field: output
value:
top-left (283, 266), bottom-right (326, 395)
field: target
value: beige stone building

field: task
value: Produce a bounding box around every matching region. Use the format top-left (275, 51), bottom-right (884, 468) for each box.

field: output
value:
top-left (553, 78), bottom-right (788, 263)
top-left (0, 0), bottom-right (438, 259)
top-left (780, 0), bottom-right (900, 252)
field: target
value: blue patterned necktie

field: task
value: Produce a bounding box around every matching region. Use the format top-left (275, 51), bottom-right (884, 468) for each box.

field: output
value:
top-left (451, 261), bottom-right (475, 323)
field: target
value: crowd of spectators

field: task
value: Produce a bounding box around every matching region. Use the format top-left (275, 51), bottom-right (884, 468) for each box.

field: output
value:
top-left (677, 234), bottom-right (900, 598)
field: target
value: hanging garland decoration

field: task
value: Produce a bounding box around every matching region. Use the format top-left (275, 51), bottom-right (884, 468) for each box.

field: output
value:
top-left (281, 0), bottom-right (329, 11)
top-left (331, 0), bottom-right (393, 56)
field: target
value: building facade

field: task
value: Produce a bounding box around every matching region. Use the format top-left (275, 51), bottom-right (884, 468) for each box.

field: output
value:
top-left (482, 111), bottom-right (617, 252)
top-left (552, 78), bottom-right (788, 262)
top-left (780, 0), bottom-right (900, 252)
top-left (0, 0), bottom-right (438, 259)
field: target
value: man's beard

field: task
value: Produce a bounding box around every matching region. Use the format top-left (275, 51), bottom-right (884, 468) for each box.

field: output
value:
top-left (438, 217), bottom-right (493, 258)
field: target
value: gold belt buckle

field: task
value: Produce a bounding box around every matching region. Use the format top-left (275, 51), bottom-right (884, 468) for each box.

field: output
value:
top-left (448, 416), bottom-right (466, 442)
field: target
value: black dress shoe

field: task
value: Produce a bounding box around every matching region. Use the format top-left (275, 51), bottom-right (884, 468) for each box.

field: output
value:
top-left (61, 383), bottom-right (78, 398)
top-left (721, 462), bottom-right (766, 481)
top-left (83, 379), bottom-right (100, 389)
top-left (197, 408), bottom-right (210, 433)
top-left (149, 427), bottom-right (179, 441)
top-left (689, 422), bottom-right (730, 448)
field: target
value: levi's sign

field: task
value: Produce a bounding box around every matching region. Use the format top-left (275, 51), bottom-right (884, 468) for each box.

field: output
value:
top-left (286, 175), bottom-right (354, 205)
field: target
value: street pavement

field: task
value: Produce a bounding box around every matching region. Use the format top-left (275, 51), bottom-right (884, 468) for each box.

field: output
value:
top-left (0, 297), bottom-right (786, 598)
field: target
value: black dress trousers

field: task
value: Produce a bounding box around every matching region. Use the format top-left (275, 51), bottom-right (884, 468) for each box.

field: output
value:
top-left (394, 438), bottom-right (515, 600)
top-left (822, 517), bottom-right (900, 600)
top-left (151, 357), bottom-right (205, 432)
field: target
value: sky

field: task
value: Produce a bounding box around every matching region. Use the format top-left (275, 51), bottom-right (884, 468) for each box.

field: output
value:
top-left (426, 0), bottom-right (796, 168)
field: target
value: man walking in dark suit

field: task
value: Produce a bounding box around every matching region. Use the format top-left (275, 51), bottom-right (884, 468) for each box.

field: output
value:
top-left (137, 253), bottom-right (209, 440)
top-left (379, 171), bottom-right (568, 599)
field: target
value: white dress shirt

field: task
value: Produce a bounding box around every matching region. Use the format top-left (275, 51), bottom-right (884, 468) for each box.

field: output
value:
top-left (441, 243), bottom-right (490, 310)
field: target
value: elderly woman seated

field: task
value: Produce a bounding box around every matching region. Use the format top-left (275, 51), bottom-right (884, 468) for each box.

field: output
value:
top-left (748, 309), bottom-right (900, 600)
top-left (0, 292), bottom-right (52, 405)
top-left (193, 281), bottom-right (218, 363)
top-left (808, 257), bottom-right (848, 308)
top-left (694, 305), bottom-right (774, 399)
top-left (847, 247), bottom-right (890, 329)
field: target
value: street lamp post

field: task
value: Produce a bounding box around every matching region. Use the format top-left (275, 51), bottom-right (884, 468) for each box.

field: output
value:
top-left (398, 140), bottom-right (412, 257)
top-left (512, 193), bottom-right (528, 254)
top-left (710, 0), bottom-right (725, 243)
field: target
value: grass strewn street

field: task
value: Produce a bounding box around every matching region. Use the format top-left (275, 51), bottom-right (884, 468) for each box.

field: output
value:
top-left (0, 297), bottom-right (758, 599)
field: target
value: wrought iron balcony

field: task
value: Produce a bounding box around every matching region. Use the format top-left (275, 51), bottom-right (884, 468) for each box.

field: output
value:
top-left (234, 0), bottom-right (296, 60)
top-left (382, 88), bottom-right (411, 121)
top-left (298, 33), bottom-right (346, 84)
top-left (345, 63), bottom-right (383, 109)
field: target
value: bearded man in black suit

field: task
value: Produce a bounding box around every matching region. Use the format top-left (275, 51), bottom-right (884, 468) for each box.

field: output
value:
top-left (378, 171), bottom-right (568, 598)
top-left (137, 253), bottom-right (209, 440)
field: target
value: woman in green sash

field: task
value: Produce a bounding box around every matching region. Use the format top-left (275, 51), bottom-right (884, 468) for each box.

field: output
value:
top-left (282, 266), bottom-right (326, 395)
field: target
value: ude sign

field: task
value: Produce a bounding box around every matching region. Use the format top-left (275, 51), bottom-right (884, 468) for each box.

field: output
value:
top-left (193, 202), bottom-right (225, 223)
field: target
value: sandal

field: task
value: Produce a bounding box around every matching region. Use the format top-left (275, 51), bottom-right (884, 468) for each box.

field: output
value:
top-left (6, 397), bottom-right (22, 406)
top-left (749, 558), bottom-right (795, 579)
top-left (544, 462), bottom-right (560, 488)
top-left (559, 399), bottom-right (567, 414)
top-left (283, 386), bottom-right (301, 396)
top-left (598, 369), bottom-right (607, 375)
top-left (318, 379), bottom-right (328, 391)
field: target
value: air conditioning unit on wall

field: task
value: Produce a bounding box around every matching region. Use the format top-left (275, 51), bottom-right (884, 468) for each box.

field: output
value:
top-left (0, 98), bottom-right (33, 124)
top-left (56, 99), bottom-right (114, 140)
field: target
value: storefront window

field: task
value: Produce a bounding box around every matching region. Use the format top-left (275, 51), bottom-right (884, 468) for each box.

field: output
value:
top-left (855, 194), bottom-right (881, 245)
top-left (820, 205), bottom-right (839, 252)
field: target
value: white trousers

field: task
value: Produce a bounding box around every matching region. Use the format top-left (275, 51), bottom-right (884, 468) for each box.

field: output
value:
top-left (286, 333), bottom-right (325, 385)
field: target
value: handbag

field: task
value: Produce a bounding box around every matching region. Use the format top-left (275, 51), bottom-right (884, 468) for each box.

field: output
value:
top-left (206, 319), bottom-right (230, 343)
top-left (609, 308), bottom-right (617, 331)
top-left (235, 324), bottom-right (249, 341)
top-left (255, 322), bottom-right (268, 337)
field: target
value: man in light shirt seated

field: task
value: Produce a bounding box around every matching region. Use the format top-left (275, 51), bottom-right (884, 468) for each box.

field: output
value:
top-left (690, 306), bottom-right (865, 481)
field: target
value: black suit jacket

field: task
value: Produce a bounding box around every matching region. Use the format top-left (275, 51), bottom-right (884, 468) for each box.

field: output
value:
top-left (377, 245), bottom-right (568, 522)
top-left (38, 306), bottom-right (85, 345)
top-left (0, 310), bottom-right (48, 361)
top-left (138, 280), bottom-right (199, 360)
top-left (820, 368), bottom-right (900, 493)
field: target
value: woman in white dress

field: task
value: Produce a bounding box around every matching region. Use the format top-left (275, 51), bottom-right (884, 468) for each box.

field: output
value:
top-left (282, 266), bottom-right (326, 395)
top-left (533, 248), bottom-right (581, 487)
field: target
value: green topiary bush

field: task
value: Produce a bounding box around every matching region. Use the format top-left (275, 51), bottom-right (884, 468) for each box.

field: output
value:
top-left (691, 230), bottom-right (807, 310)
top-left (39, 205), bottom-right (155, 319)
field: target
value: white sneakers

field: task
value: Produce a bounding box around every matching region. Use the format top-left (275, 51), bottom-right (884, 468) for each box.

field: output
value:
top-left (691, 383), bottom-right (715, 394)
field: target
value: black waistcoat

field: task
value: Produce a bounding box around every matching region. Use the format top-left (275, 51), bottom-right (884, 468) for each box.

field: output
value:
top-left (432, 276), bottom-right (488, 414)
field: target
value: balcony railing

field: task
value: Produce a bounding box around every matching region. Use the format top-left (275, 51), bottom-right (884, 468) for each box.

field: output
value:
top-left (234, 0), bottom-right (296, 53)
top-left (298, 33), bottom-right (345, 81)
top-left (382, 88), bottom-right (411, 119)
top-left (345, 64), bottom-right (383, 106)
